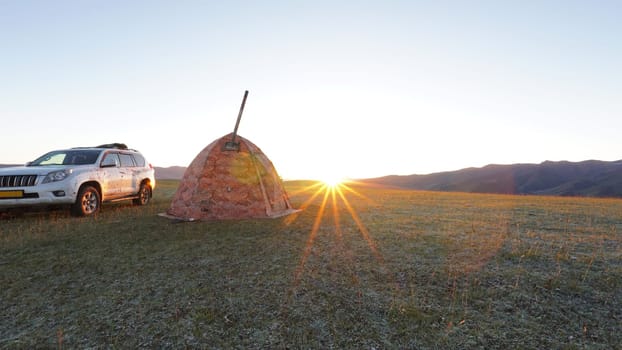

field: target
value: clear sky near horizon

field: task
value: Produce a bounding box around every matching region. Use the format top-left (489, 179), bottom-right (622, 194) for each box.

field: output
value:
top-left (1, 1), bottom-right (620, 180)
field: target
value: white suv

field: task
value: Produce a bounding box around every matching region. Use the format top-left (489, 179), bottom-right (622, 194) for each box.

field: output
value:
top-left (0, 144), bottom-right (155, 216)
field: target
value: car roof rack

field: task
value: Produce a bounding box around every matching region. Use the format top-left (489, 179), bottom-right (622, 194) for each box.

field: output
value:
top-left (96, 143), bottom-right (129, 150)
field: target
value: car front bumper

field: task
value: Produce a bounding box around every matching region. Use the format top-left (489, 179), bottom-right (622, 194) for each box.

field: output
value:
top-left (0, 184), bottom-right (77, 209)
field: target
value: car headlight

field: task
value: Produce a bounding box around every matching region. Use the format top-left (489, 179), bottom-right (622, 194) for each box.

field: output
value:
top-left (42, 169), bottom-right (73, 184)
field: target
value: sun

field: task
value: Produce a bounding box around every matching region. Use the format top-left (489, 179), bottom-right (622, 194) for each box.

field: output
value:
top-left (318, 175), bottom-right (347, 188)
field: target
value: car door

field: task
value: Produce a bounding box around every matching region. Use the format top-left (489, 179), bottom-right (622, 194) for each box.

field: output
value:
top-left (117, 153), bottom-right (136, 195)
top-left (99, 152), bottom-right (123, 199)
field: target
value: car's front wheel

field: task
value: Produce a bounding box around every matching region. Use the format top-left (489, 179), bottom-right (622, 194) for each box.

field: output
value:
top-left (133, 183), bottom-right (152, 206)
top-left (72, 185), bottom-right (101, 217)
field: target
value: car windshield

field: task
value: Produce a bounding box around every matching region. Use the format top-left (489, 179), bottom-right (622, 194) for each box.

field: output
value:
top-left (29, 150), bottom-right (102, 166)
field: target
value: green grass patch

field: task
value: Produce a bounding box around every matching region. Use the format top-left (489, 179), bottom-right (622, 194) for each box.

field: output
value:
top-left (1, 180), bottom-right (621, 348)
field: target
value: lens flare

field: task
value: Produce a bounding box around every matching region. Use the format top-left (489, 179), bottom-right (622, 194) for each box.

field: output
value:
top-left (290, 180), bottom-right (383, 285)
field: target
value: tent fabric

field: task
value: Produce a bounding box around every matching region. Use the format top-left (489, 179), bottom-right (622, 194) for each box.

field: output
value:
top-left (166, 133), bottom-right (297, 220)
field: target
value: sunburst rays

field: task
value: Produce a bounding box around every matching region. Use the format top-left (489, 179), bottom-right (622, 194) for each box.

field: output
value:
top-left (290, 180), bottom-right (382, 283)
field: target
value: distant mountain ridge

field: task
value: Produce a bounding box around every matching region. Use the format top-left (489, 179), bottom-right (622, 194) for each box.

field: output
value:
top-left (154, 166), bottom-right (186, 180)
top-left (5, 160), bottom-right (622, 198)
top-left (361, 159), bottom-right (622, 198)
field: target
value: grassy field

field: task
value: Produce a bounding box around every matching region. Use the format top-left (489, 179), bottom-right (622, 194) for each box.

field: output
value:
top-left (1, 180), bottom-right (621, 349)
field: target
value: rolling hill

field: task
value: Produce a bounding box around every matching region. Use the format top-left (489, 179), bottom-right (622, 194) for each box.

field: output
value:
top-left (4, 160), bottom-right (622, 198)
top-left (153, 166), bottom-right (186, 180)
top-left (361, 159), bottom-right (622, 198)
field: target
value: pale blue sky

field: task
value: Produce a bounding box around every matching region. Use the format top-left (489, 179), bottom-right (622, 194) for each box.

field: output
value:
top-left (1, 0), bottom-right (620, 180)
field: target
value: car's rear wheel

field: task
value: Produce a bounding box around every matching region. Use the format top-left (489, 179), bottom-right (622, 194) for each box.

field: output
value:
top-left (72, 185), bottom-right (101, 216)
top-left (133, 183), bottom-right (151, 206)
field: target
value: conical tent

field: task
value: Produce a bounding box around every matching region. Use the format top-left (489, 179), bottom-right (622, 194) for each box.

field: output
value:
top-left (166, 133), bottom-right (297, 220)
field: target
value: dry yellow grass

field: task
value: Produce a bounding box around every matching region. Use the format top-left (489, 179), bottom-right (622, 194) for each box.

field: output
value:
top-left (1, 180), bottom-right (620, 348)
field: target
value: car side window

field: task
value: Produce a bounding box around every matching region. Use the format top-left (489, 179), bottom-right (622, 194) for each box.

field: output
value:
top-left (132, 154), bottom-right (146, 167)
top-left (119, 153), bottom-right (135, 167)
top-left (67, 151), bottom-right (99, 165)
top-left (101, 153), bottom-right (120, 168)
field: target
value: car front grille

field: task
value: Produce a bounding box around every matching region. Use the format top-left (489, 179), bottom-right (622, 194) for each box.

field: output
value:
top-left (0, 175), bottom-right (38, 187)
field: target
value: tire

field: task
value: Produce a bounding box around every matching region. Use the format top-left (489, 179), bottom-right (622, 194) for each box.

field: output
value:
top-left (72, 185), bottom-right (101, 217)
top-left (133, 183), bottom-right (151, 206)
